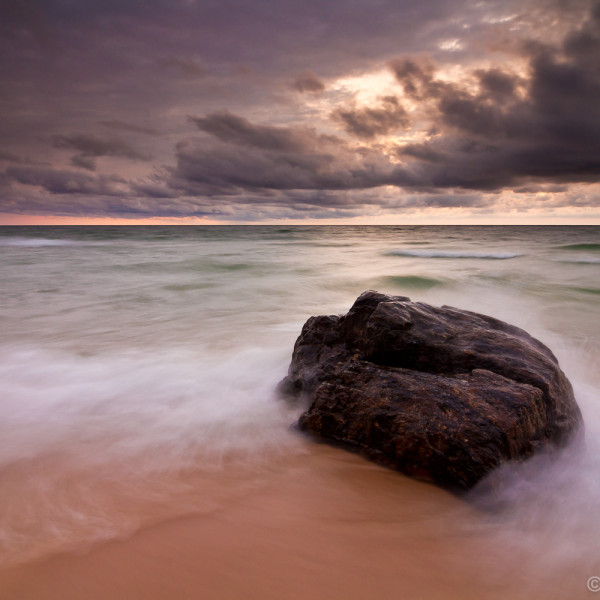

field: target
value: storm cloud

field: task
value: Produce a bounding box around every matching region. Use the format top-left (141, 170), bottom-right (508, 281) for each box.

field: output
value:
top-left (332, 96), bottom-right (409, 139)
top-left (1, 0), bottom-right (599, 221)
top-left (5, 165), bottom-right (127, 196)
top-left (173, 114), bottom-right (400, 195)
top-left (389, 4), bottom-right (600, 190)
top-left (52, 134), bottom-right (151, 171)
top-left (291, 70), bottom-right (325, 93)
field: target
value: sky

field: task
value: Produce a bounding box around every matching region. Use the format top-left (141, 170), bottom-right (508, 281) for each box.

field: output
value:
top-left (1, 0), bottom-right (599, 224)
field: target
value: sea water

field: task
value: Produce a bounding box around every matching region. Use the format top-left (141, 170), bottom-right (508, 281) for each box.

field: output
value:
top-left (1, 225), bottom-right (599, 589)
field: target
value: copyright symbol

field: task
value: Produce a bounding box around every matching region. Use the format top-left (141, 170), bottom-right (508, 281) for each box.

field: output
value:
top-left (588, 576), bottom-right (600, 592)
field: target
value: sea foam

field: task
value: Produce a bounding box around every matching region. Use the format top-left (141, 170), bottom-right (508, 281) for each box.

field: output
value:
top-left (0, 342), bottom-right (302, 566)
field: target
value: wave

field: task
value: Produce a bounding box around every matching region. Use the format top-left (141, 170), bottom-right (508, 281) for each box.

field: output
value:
top-left (559, 257), bottom-right (600, 265)
top-left (117, 259), bottom-right (255, 273)
top-left (556, 243), bottom-right (600, 252)
top-left (0, 237), bottom-right (80, 247)
top-left (388, 249), bottom-right (523, 259)
top-left (163, 283), bottom-right (216, 292)
top-left (570, 286), bottom-right (600, 296)
top-left (383, 275), bottom-right (445, 289)
top-left (0, 343), bottom-right (301, 567)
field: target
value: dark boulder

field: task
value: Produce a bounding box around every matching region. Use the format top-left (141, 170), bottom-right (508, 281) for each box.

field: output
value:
top-left (279, 291), bottom-right (583, 491)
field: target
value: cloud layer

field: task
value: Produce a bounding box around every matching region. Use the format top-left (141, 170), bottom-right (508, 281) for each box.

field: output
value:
top-left (1, 0), bottom-right (599, 220)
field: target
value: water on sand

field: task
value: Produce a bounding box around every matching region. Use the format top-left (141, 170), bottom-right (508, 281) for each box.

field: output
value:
top-left (0, 225), bottom-right (599, 598)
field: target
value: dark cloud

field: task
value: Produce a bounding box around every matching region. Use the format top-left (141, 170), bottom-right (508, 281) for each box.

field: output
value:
top-left (130, 180), bottom-right (179, 199)
top-left (388, 2), bottom-right (600, 191)
top-left (52, 134), bottom-right (150, 160)
top-left (178, 3), bottom-right (600, 202)
top-left (389, 192), bottom-right (491, 209)
top-left (171, 113), bottom-right (402, 195)
top-left (332, 96), bottom-right (409, 139)
top-left (99, 120), bottom-right (159, 136)
top-left (1, 0), bottom-right (599, 220)
top-left (475, 69), bottom-right (519, 100)
top-left (388, 57), bottom-right (438, 100)
top-left (52, 134), bottom-right (151, 170)
top-left (0, 150), bottom-right (23, 163)
top-left (70, 154), bottom-right (97, 171)
top-left (189, 110), bottom-right (331, 153)
top-left (180, 12), bottom-right (600, 198)
top-left (399, 143), bottom-right (445, 164)
top-left (5, 165), bottom-right (126, 196)
top-left (291, 70), bottom-right (325, 93)
top-left (437, 90), bottom-right (507, 137)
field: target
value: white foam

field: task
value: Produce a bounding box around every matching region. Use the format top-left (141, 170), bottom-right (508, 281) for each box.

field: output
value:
top-left (0, 343), bottom-right (303, 565)
top-left (0, 345), bottom-right (299, 468)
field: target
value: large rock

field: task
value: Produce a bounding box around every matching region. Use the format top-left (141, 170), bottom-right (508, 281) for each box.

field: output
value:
top-left (279, 291), bottom-right (583, 491)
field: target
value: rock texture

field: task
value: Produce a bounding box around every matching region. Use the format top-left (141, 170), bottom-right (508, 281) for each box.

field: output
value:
top-left (279, 291), bottom-right (583, 491)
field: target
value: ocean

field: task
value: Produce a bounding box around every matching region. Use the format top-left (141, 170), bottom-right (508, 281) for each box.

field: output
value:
top-left (1, 225), bottom-right (599, 598)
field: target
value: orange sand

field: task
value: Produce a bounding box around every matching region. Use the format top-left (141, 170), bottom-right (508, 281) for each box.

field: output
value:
top-left (0, 444), bottom-right (587, 600)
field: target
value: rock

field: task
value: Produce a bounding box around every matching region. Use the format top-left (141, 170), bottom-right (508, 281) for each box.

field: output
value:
top-left (279, 291), bottom-right (583, 491)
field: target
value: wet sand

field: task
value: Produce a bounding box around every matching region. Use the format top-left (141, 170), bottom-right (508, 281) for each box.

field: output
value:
top-left (0, 444), bottom-right (587, 600)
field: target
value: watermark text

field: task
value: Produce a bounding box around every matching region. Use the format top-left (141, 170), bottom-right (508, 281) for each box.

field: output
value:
top-left (588, 576), bottom-right (600, 592)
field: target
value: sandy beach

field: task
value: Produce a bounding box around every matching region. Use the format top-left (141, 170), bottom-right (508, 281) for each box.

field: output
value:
top-left (0, 443), bottom-right (588, 600)
top-left (1, 226), bottom-right (599, 599)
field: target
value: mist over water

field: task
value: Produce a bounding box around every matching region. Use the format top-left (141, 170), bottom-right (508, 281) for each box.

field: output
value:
top-left (1, 225), bottom-right (599, 584)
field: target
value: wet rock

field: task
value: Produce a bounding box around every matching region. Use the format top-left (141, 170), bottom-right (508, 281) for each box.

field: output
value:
top-left (279, 291), bottom-right (583, 491)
